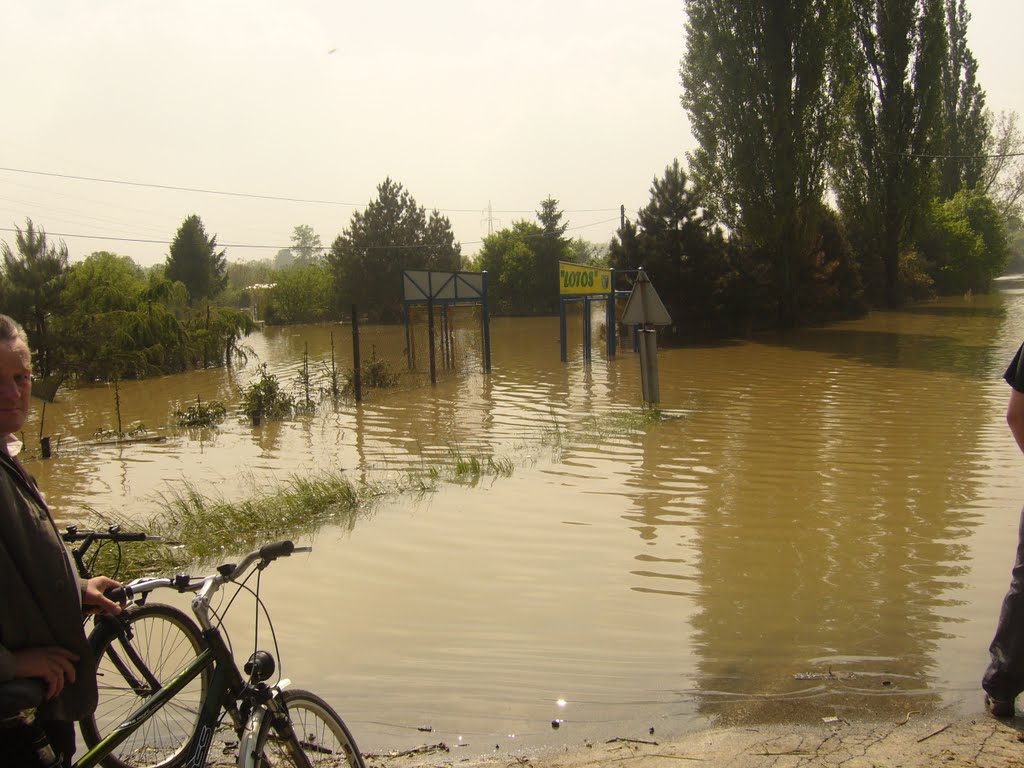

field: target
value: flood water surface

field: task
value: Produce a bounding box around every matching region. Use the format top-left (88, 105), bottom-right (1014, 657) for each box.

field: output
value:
top-left (23, 289), bottom-right (1024, 755)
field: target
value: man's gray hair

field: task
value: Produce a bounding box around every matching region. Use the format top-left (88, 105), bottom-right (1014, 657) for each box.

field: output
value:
top-left (0, 314), bottom-right (29, 346)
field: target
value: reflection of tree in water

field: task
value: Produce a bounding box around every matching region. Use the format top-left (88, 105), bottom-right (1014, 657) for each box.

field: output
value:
top-left (252, 419), bottom-right (285, 457)
top-left (622, 308), bottom-right (1000, 726)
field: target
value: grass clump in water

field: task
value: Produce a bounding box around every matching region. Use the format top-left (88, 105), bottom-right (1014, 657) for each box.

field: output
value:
top-left (76, 471), bottom-right (362, 578)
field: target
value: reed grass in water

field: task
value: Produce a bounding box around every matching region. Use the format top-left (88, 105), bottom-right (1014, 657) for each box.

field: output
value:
top-left (74, 408), bottom-right (667, 578)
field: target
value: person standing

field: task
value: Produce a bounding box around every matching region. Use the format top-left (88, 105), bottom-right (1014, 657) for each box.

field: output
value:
top-left (0, 314), bottom-right (122, 763)
top-left (983, 342), bottom-right (1024, 717)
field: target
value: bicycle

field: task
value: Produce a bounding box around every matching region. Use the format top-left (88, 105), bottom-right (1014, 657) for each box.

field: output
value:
top-left (62, 525), bottom-right (209, 768)
top-left (1, 540), bottom-right (365, 768)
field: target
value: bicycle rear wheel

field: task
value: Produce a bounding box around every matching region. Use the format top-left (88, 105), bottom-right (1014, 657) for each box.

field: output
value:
top-left (80, 602), bottom-right (209, 768)
top-left (254, 688), bottom-right (365, 768)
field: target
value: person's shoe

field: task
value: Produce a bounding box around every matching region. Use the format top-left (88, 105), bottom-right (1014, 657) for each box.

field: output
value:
top-left (985, 694), bottom-right (1015, 718)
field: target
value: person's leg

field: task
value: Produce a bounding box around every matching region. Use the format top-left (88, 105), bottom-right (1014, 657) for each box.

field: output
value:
top-left (983, 504), bottom-right (1024, 711)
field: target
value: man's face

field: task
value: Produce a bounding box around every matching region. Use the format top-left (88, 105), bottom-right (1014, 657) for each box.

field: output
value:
top-left (0, 338), bottom-right (32, 437)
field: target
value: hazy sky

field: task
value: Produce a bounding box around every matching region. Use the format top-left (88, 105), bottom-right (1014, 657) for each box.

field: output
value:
top-left (1, 1), bottom-right (1021, 268)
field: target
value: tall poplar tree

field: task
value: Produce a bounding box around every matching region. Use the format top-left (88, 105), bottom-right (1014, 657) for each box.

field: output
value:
top-left (938, 0), bottom-right (987, 199)
top-left (835, 0), bottom-right (946, 307)
top-left (681, 0), bottom-right (844, 325)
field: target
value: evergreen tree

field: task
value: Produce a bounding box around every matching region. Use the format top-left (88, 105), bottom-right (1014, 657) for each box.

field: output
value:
top-left (534, 198), bottom-right (570, 314)
top-left (166, 214), bottom-right (228, 304)
top-left (611, 160), bottom-right (749, 336)
top-left (327, 178), bottom-right (460, 322)
top-left (0, 218), bottom-right (69, 377)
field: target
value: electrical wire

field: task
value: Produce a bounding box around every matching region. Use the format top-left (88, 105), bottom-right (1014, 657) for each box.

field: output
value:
top-left (0, 165), bottom-right (622, 215)
top-left (0, 215), bottom-right (624, 253)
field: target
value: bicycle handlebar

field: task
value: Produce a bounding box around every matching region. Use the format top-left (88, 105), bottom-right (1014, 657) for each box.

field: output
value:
top-left (115, 540), bottom-right (311, 605)
top-left (62, 525), bottom-right (159, 544)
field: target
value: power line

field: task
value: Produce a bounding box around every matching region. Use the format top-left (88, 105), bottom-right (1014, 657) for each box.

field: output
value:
top-left (0, 165), bottom-right (621, 215)
top-left (897, 151), bottom-right (1024, 159)
top-left (0, 215), bottom-right (623, 253)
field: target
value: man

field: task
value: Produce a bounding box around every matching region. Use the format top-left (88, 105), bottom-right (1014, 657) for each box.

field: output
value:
top-left (983, 342), bottom-right (1024, 718)
top-left (0, 314), bottom-right (122, 763)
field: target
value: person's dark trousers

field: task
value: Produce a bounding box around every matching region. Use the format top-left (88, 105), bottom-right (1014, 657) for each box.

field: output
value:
top-left (984, 504), bottom-right (1024, 703)
top-left (0, 718), bottom-right (75, 766)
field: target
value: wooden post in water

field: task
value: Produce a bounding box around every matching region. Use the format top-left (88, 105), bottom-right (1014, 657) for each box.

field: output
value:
top-left (351, 305), bottom-right (362, 402)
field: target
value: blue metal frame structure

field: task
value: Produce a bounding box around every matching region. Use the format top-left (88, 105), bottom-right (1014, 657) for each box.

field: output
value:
top-left (402, 270), bottom-right (491, 383)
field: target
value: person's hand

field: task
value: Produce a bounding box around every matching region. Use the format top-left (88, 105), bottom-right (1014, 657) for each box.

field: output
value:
top-left (83, 576), bottom-right (124, 616)
top-left (13, 647), bottom-right (78, 700)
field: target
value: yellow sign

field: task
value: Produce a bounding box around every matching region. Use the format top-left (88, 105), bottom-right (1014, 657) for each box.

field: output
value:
top-left (558, 261), bottom-right (612, 296)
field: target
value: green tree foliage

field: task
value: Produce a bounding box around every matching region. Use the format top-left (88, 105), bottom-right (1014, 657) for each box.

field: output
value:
top-left (921, 188), bottom-right (1009, 293)
top-left (183, 306), bottom-right (253, 370)
top-left (534, 198), bottom-right (571, 314)
top-left (938, 0), bottom-right (987, 199)
top-left (273, 248), bottom-right (295, 270)
top-left (65, 303), bottom-right (190, 381)
top-left (610, 160), bottom-right (761, 336)
top-left (473, 199), bottom-right (574, 316)
top-left (835, 0), bottom-right (946, 308)
top-left (166, 214), bottom-right (228, 304)
top-left (681, 0), bottom-right (845, 325)
top-left (264, 263), bottom-right (333, 324)
top-left (290, 224), bottom-right (323, 266)
top-left (476, 221), bottom-right (548, 314)
top-left (0, 218), bottom-right (70, 377)
top-left (63, 252), bottom-right (146, 314)
top-left (327, 178), bottom-right (461, 322)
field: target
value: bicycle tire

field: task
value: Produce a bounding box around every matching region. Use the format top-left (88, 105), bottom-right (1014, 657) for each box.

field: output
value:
top-left (80, 602), bottom-right (210, 768)
top-left (253, 688), bottom-right (365, 768)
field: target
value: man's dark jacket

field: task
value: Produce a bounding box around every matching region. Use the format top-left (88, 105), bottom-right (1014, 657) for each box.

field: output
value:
top-left (0, 450), bottom-right (97, 721)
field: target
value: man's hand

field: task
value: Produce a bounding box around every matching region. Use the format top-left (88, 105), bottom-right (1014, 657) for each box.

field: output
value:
top-left (83, 576), bottom-right (124, 616)
top-left (13, 647), bottom-right (78, 700)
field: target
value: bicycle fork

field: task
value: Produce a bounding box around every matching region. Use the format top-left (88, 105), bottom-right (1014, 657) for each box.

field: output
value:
top-left (237, 678), bottom-right (314, 768)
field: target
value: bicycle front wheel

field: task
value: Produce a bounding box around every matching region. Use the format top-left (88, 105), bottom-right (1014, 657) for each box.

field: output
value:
top-left (254, 688), bottom-right (365, 768)
top-left (80, 602), bottom-right (209, 768)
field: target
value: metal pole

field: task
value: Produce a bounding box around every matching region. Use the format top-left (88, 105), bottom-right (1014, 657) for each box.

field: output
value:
top-left (559, 298), bottom-right (568, 363)
top-left (405, 302), bottom-right (413, 371)
top-left (607, 268), bottom-right (616, 358)
top-left (427, 297), bottom-right (437, 385)
top-left (583, 296), bottom-right (591, 364)
top-left (481, 271), bottom-right (492, 373)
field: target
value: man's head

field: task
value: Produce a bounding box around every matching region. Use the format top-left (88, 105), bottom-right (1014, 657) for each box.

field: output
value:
top-left (0, 315), bottom-right (32, 438)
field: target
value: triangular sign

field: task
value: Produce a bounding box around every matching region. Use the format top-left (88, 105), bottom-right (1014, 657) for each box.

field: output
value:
top-left (621, 270), bottom-right (672, 325)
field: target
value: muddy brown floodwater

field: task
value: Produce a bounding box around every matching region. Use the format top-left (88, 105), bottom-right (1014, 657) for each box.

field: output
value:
top-left (24, 285), bottom-right (1024, 759)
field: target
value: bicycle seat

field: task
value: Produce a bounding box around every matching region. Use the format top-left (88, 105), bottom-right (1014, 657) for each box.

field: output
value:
top-left (0, 679), bottom-right (46, 720)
